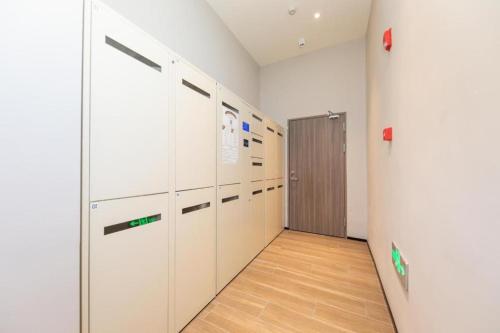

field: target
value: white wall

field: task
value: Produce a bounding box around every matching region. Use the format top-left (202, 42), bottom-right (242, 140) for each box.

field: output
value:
top-left (0, 1), bottom-right (83, 333)
top-left (260, 39), bottom-right (368, 239)
top-left (101, 0), bottom-right (260, 107)
top-left (366, 1), bottom-right (500, 332)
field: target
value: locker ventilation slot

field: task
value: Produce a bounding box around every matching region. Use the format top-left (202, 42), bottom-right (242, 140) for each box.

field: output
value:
top-left (182, 202), bottom-right (211, 214)
top-left (104, 214), bottom-right (162, 235)
top-left (252, 114), bottom-right (263, 122)
top-left (222, 195), bottom-right (239, 203)
top-left (267, 127), bottom-right (275, 133)
top-left (182, 79), bottom-right (211, 98)
top-left (105, 36), bottom-right (162, 72)
top-left (278, 132), bottom-right (283, 137)
top-left (252, 162), bottom-right (263, 166)
top-left (222, 102), bottom-right (239, 113)
top-left (278, 185), bottom-right (283, 189)
top-left (252, 138), bottom-right (263, 144)
top-left (252, 190), bottom-right (263, 195)
top-left (267, 187), bottom-right (275, 191)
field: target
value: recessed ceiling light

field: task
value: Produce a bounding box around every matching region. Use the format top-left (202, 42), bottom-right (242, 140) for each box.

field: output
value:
top-left (314, 12), bottom-right (321, 19)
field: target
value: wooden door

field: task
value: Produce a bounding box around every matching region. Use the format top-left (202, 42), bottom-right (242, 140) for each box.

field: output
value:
top-left (288, 114), bottom-right (346, 237)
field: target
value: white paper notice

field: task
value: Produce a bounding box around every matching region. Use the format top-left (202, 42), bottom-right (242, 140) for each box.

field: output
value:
top-left (221, 107), bottom-right (239, 164)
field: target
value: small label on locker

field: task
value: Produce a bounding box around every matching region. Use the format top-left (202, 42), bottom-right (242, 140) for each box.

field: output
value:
top-left (242, 122), bottom-right (250, 132)
top-left (243, 139), bottom-right (249, 147)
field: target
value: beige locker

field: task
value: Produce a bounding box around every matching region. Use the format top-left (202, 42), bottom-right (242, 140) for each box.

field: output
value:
top-left (264, 179), bottom-right (278, 245)
top-left (89, 194), bottom-right (169, 333)
top-left (175, 61), bottom-right (217, 191)
top-left (249, 181), bottom-right (266, 256)
top-left (251, 157), bottom-right (265, 182)
top-left (264, 119), bottom-right (277, 180)
top-left (217, 183), bottom-right (248, 292)
top-left (175, 187), bottom-right (216, 331)
top-left (251, 109), bottom-right (265, 137)
top-left (251, 133), bottom-right (264, 158)
top-left (89, 4), bottom-right (170, 201)
top-left (276, 181), bottom-right (284, 236)
top-left (217, 86), bottom-right (245, 185)
top-left (276, 126), bottom-right (284, 179)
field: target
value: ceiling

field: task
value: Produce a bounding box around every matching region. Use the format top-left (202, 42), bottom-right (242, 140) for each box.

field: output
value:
top-left (205, 0), bottom-right (372, 66)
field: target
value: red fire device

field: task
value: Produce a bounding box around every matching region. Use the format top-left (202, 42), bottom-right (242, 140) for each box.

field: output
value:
top-left (383, 127), bottom-right (393, 141)
top-left (383, 28), bottom-right (392, 51)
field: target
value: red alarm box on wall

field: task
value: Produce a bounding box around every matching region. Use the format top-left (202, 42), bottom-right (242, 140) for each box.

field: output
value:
top-left (383, 28), bottom-right (392, 51)
top-left (383, 127), bottom-right (393, 141)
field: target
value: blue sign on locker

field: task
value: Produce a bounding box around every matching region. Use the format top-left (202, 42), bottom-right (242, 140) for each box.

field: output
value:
top-left (242, 122), bottom-right (250, 132)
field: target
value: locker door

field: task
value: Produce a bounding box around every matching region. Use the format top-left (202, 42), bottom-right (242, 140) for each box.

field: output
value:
top-left (176, 61), bottom-right (217, 191)
top-left (175, 187), bottom-right (216, 332)
top-left (249, 181), bottom-right (266, 256)
top-left (251, 134), bottom-right (264, 159)
top-left (264, 120), bottom-right (277, 180)
top-left (251, 110), bottom-right (265, 136)
top-left (217, 184), bottom-right (247, 292)
top-left (90, 4), bottom-right (170, 201)
top-left (89, 194), bottom-right (169, 333)
top-left (265, 180), bottom-right (278, 245)
top-left (276, 182), bottom-right (284, 237)
top-left (217, 86), bottom-right (244, 185)
top-left (277, 127), bottom-right (284, 179)
top-left (251, 158), bottom-right (265, 182)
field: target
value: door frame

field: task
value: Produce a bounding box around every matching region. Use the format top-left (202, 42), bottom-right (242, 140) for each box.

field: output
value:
top-left (287, 112), bottom-right (347, 238)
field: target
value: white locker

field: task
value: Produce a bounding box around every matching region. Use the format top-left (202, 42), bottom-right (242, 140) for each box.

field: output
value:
top-left (251, 109), bottom-right (265, 137)
top-left (175, 187), bottom-right (216, 332)
top-left (249, 181), bottom-right (266, 257)
top-left (264, 119), bottom-right (277, 180)
top-left (277, 127), bottom-right (284, 179)
top-left (251, 133), bottom-right (264, 159)
top-left (89, 3), bottom-right (170, 201)
top-left (89, 194), bottom-right (169, 333)
top-left (176, 61), bottom-right (217, 191)
top-left (265, 179), bottom-right (280, 245)
top-left (217, 183), bottom-right (248, 292)
top-left (217, 86), bottom-right (249, 186)
top-left (251, 157), bottom-right (265, 182)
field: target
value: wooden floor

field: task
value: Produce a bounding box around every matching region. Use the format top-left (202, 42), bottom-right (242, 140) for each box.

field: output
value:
top-left (183, 230), bottom-right (395, 333)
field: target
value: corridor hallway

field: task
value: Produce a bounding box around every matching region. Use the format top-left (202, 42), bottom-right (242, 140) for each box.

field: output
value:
top-left (184, 231), bottom-right (395, 333)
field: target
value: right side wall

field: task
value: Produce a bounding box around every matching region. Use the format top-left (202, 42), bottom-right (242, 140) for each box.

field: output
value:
top-left (366, 1), bottom-right (500, 332)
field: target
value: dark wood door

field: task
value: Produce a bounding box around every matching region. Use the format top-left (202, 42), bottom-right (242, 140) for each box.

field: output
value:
top-left (288, 114), bottom-right (346, 237)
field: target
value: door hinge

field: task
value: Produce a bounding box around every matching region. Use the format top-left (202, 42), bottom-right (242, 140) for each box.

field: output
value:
top-left (343, 143), bottom-right (346, 153)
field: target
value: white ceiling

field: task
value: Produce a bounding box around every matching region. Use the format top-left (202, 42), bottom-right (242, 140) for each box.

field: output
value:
top-left (205, 0), bottom-right (372, 66)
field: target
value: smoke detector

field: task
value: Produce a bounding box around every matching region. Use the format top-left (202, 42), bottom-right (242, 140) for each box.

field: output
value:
top-left (288, 7), bottom-right (296, 16)
top-left (298, 38), bottom-right (306, 48)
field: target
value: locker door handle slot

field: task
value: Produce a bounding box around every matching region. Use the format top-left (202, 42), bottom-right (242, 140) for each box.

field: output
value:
top-left (267, 127), bottom-right (275, 133)
top-left (222, 195), bottom-right (239, 204)
top-left (267, 187), bottom-right (275, 191)
top-left (252, 190), bottom-right (263, 195)
top-left (104, 214), bottom-right (162, 235)
top-left (105, 36), bottom-right (162, 72)
top-left (252, 162), bottom-right (263, 166)
top-left (252, 138), bottom-right (263, 144)
top-left (222, 102), bottom-right (239, 113)
top-left (278, 132), bottom-right (283, 137)
top-left (252, 114), bottom-right (263, 122)
top-left (182, 79), bottom-right (211, 98)
top-left (278, 185), bottom-right (283, 189)
top-left (182, 202), bottom-right (211, 214)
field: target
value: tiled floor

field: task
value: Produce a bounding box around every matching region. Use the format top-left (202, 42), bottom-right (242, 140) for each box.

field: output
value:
top-left (183, 230), bottom-right (395, 333)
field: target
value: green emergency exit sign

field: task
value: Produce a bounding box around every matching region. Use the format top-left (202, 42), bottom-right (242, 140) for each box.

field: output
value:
top-left (392, 242), bottom-right (409, 291)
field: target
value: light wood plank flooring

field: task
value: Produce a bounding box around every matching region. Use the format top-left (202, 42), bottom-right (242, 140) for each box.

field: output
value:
top-left (183, 230), bottom-right (395, 333)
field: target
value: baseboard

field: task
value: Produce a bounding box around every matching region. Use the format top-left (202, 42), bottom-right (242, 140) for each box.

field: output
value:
top-left (367, 241), bottom-right (399, 333)
top-left (347, 236), bottom-right (367, 242)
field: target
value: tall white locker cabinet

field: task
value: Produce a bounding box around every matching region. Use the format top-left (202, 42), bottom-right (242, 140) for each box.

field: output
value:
top-left (84, 3), bottom-right (171, 333)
